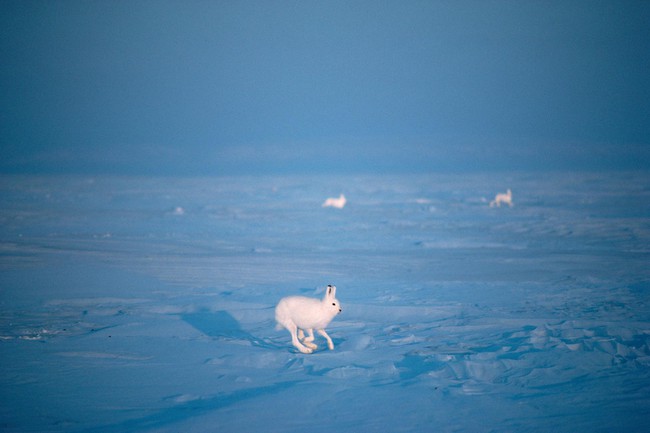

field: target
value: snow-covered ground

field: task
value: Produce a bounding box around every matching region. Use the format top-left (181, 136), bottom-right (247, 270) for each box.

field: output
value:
top-left (1, 171), bottom-right (649, 432)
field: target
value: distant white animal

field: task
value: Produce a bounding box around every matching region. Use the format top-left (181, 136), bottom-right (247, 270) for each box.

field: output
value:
top-left (322, 194), bottom-right (346, 209)
top-left (275, 285), bottom-right (342, 354)
top-left (490, 189), bottom-right (513, 207)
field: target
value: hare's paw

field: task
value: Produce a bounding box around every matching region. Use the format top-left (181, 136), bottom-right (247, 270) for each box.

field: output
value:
top-left (304, 341), bottom-right (318, 350)
top-left (301, 334), bottom-right (318, 350)
top-left (327, 342), bottom-right (334, 350)
top-left (292, 340), bottom-right (313, 354)
top-left (297, 346), bottom-right (313, 354)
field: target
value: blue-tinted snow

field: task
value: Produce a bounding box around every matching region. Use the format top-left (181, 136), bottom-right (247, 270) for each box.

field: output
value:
top-left (1, 172), bottom-right (649, 432)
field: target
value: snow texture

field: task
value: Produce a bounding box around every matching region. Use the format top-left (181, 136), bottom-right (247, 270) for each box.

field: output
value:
top-left (1, 172), bottom-right (649, 432)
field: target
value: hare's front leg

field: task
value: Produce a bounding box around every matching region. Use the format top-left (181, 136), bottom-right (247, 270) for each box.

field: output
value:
top-left (318, 329), bottom-right (335, 350)
top-left (300, 328), bottom-right (318, 350)
top-left (287, 323), bottom-right (312, 354)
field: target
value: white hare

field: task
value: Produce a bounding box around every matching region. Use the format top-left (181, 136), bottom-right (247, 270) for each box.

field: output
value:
top-left (322, 194), bottom-right (346, 209)
top-left (275, 285), bottom-right (342, 354)
top-left (490, 189), bottom-right (513, 207)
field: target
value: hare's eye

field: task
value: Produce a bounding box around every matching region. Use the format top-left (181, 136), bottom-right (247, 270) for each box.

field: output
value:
top-left (332, 303), bottom-right (336, 306)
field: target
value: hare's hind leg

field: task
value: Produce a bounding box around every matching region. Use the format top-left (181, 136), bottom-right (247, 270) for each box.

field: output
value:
top-left (286, 322), bottom-right (312, 354)
top-left (301, 328), bottom-right (318, 350)
top-left (318, 329), bottom-right (335, 350)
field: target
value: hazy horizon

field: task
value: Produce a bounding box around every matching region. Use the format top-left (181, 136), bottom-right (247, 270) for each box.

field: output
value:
top-left (2, 1), bottom-right (648, 175)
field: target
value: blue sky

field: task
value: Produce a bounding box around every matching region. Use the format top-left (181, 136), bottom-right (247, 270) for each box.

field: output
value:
top-left (1, 0), bottom-right (648, 174)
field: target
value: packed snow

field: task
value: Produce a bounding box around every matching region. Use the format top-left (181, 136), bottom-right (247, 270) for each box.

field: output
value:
top-left (1, 172), bottom-right (649, 432)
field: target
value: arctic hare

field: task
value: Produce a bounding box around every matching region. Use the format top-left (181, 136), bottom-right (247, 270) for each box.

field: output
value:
top-left (275, 285), bottom-right (342, 354)
top-left (322, 194), bottom-right (346, 209)
top-left (490, 189), bottom-right (512, 207)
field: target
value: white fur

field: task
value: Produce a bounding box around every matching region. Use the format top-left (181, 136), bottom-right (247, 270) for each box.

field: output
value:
top-left (322, 194), bottom-right (346, 209)
top-left (275, 285), bottom-right (342, 354)
top-left (490, 189), bottom-right (512, 207)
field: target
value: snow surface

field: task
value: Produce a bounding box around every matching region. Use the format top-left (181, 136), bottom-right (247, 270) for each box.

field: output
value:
top-left (1, 172), bottom-right (649, 432)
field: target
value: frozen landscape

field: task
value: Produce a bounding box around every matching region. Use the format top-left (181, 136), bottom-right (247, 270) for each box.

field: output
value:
top-left (2, 1), bottom-right (648, 431)
top-left (1, 171), bottom-right (649, 432)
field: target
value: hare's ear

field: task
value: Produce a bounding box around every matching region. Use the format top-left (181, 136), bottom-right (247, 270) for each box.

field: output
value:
top-left (326, 285), bottom-right (336, 299)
